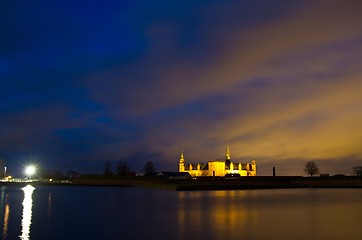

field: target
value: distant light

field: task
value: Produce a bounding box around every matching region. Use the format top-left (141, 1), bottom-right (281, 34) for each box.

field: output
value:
top-left (25, 166), bottom-right (36, 177)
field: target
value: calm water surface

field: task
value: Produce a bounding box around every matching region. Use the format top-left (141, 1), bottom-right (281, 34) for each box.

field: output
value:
top-left (0, 185), bottom-right (361, 240)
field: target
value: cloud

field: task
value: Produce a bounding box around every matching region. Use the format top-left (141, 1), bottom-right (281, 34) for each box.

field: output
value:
top-left (85, 0), bottom-right (362, 173)
top-left (85, 0), bottom-right (362, 113)
top-left (2, 0), bottom-right (362, 175)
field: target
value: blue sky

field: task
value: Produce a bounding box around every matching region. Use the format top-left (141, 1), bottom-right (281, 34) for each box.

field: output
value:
top-left (1, 0), bottom-right (362, 176)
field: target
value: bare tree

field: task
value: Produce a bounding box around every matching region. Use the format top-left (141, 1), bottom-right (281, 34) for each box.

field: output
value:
top-left (103, 161), bottom-right (114, 175)
top-left (352, 166), bottom-right (362, 176)
top-left (144, 161), bottom-right (156, 176)
top-left (304, 161), bottom-right (320, 177)
top-left (116, 161), bottom-right (130, 175)
top-left (66, 170), bottom-right (80, 179)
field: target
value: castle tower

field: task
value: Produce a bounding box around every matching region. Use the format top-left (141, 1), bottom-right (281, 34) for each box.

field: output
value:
top-left (179, 150), bottom-right (185, 172)
top-left (251, 159), bottom-right (256, 175)
top-left (225, 144), bottom-right (231, 165)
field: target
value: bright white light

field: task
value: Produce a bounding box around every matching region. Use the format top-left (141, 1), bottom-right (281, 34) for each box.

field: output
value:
top-left (25, 166), bottom-right (36, 177)
top-left (20, 185), bottom-right (35, 240)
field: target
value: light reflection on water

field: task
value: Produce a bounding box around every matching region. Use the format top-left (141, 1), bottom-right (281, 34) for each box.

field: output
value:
top-left (19, 185), bottom-right (35, 240)
top-left (1, 189), bottom-right (9, 239)
top-left (47, 193), bottom-right (52, 220)
top-left (0, 186), bottom-right (361, 240)
top-left (2, 199), bottom-right (9, 238)
top-left (177, 190), bottom-right (258, 239)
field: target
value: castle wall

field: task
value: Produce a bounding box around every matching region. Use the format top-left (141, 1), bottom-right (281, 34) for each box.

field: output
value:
top-left (180, 162), bottom-right (256, 177)
top-left (187, 170), bottom-right (208, 177)
top-left (178, 146), bottom-right (256, 177)
top-left (208, 161), bottom-right (225, 177)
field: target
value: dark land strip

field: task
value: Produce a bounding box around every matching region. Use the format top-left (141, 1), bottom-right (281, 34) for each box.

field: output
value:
top-left (3, 176), bottom-right (361, 191)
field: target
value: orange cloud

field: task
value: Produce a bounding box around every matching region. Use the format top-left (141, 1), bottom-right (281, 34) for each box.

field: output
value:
top-left (84, 0), bottom-right (362, 174)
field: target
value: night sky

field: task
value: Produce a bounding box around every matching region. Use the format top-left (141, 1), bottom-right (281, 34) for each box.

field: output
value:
top-left (1, 0), bottom-right (362, 176)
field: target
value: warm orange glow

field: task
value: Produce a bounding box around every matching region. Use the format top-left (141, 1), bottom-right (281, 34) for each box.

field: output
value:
top-left (179, 145), bottom-right (256, 177)
top-left (177, 191), bottom-right (259, 238)
top-left (48, 193), bottom-right (52, 220)
top-left (4, 176), bottom-right (12, 180)
top-left (2, 196), bottom-right (9, 239)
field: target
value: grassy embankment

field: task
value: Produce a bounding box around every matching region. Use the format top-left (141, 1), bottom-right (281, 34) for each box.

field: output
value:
top-left (71, 175), bottom-right (362, 190)
top-left (2, 175), bottom-right (361, 190)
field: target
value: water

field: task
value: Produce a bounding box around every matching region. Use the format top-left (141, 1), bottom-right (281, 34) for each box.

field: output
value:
top-left (0, 185), bottom-right (361, 240)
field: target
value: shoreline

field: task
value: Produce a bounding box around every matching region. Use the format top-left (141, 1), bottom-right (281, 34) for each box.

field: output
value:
top-left (2, 176), bottom-right (362, 191)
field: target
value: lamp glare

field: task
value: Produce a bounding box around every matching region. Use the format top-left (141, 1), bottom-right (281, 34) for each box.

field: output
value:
top-left (25, 166), bottom-right (36, 176)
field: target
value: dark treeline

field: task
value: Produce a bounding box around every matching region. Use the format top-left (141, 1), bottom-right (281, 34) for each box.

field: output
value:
top-left (103, 161), bottom-right (136, 176)
top-left (103, 161), bottom-right (156, 176)
top-left (38, 169), bottom-right (80, 180)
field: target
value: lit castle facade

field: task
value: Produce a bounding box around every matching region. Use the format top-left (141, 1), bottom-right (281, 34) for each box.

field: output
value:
top-left (179, 145), bottom-right (256, 177)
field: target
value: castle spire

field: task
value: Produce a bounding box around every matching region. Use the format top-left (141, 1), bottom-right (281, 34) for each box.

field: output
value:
top-left (226, 144), bottom-right (230, 160)
top-left (179, 149), bottom-right (185, 172)
top-left (180, 150), bottom-right (184, 163)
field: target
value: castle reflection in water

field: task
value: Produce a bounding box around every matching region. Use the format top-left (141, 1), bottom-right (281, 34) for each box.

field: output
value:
top-left (0, 186), bottom-right (361, 240)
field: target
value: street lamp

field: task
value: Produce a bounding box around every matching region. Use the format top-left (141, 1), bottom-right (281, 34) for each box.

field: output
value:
top-left (25, 166), bottom-right (36, 180)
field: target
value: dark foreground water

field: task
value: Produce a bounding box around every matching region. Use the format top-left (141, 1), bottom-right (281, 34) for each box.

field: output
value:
top-left (0, 186), bottom-right (361, 240)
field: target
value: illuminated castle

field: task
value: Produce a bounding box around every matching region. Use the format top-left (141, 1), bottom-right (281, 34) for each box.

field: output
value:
top-left (179, 145), bottom-right (256, 177)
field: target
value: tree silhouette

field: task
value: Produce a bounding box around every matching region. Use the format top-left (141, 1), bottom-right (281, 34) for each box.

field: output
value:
top-left (352, 166), bottom-right (362, 176)
top-left (103, 161), bottom-right (114, 175)
top-left (116, 161), bottom-right (130, 175)
top-left (66, 170), bottom-right (80, 179)
top-left (144, 161), bottom-right (156, 176)
top-left (304, 161), bottom-right (319, 177)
